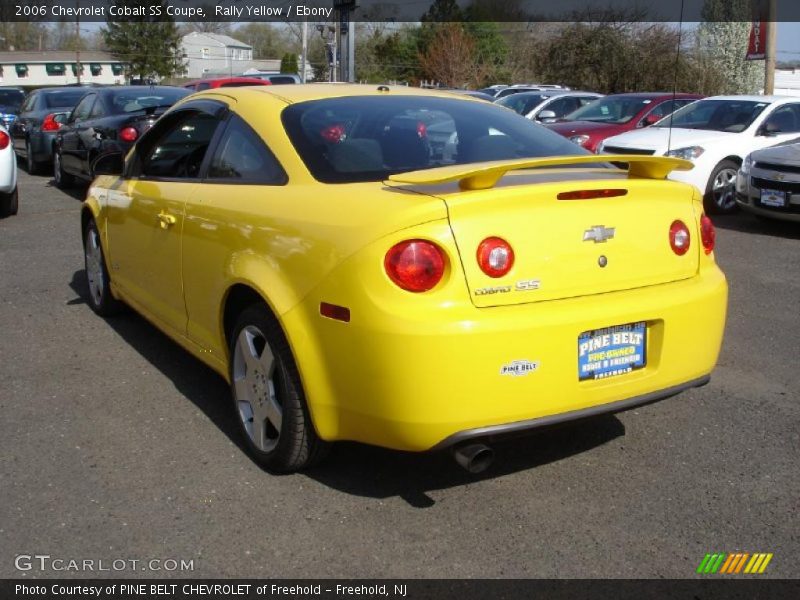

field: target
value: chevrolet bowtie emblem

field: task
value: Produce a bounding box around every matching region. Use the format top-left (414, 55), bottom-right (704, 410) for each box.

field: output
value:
top-left (773, 172), bottom-right (785, 181)
top-left (583, 225), bottom-right (616, 243)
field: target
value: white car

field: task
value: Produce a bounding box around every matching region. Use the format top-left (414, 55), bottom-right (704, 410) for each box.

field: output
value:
top-left (598, 95), bottom-right (800, 214)
top-left (495, 90), bottom-right (603, 123)
top-left (0, 123), bottom-right (19, 218)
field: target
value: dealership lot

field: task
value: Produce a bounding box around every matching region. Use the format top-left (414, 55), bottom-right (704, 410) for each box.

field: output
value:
top-left (1, 169), bottom-right (798, 579)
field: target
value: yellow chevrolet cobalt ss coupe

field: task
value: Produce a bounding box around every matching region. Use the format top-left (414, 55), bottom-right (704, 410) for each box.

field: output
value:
top-left (81, 85), bottom-right (727, 473)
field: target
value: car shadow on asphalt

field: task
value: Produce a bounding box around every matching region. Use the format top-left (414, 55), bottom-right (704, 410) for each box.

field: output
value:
top-left (48, 179), bottom-right (88, 202)
top-left (712, 211), bottom-right (800, 240)
top-left (69, 269), bottom-right (626, 508)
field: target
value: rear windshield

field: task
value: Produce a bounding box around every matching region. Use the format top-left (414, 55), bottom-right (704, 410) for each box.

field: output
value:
top-left (565, 96), bottom-right (653, 124)
top-left (44, 90), bottom-right (86, 109)
top-left (109, 88), bottom-right (190, 114)
top-left (0, 89), bottom-right (24, 110)
top-left (282, 95), bottom-right (589, 183)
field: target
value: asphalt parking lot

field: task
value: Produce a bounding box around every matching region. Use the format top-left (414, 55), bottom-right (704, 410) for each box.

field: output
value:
top-left (1, 167), bottom-right (798, 579)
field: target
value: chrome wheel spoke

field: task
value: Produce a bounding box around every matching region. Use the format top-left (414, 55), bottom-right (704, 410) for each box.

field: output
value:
top-left (237, 329), bottom-right (261, 374)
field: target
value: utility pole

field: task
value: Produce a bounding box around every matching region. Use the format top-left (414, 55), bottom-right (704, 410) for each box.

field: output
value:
top-left (334, 0), bottom-right (356, 82)
top-left (301, 18), bottom-right (308, 83)
top-left (75, 0), bottom-right (82, 84)
top-left (764, 0), bottom-right (777, 94)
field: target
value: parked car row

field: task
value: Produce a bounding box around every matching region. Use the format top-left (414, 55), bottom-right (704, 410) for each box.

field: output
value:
top-left (484, 84), bottom-right (800, 219)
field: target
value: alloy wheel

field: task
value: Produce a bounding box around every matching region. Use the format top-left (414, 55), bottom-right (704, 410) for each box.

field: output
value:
top-left (711, 167), bottom-right (737, 212)
top-left (84, 226), bottom-right (105, 307)
top-left (232, 325), bottom-right (283, 453)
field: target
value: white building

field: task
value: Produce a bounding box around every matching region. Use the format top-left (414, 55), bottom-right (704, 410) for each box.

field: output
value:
top-left (0, 51), bottom-right (127, 87)
top-left (181, 32), bottom-right (310, 80)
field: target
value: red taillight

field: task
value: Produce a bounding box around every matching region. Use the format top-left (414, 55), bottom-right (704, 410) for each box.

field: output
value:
top-left (477, 237), bottom-right (515, 278)
top-left (384, 240), bottom-right (446, 292)
top-left (700, 214), bottom-right (715, 255)
top-left (557, 189), bottom-right (628, 200)
top-left (119, 127), bottom-right (139, 143)
top-left (416, 121), bottom-right (427, 138)
top-left (0, 130), bottom-right (8, 150)
top-left (41, 113), bottom-right (62, 132)
top-left (669, 220), bottom-right (691, 256)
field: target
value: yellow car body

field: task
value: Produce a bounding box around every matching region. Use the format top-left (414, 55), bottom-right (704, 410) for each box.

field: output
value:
top-left (81, 85), bottom-right (727, 467)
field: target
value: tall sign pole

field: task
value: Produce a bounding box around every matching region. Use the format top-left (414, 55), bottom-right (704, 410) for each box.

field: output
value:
top-left (764, 0), bottom-right (777, 94)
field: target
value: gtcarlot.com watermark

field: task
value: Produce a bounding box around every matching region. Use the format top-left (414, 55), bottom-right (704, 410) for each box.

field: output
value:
top-left (15, 554), bottom-right (195, 573)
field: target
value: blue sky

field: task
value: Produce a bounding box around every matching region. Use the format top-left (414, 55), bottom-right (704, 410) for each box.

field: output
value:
top-left (777, 22), bottom-right (800, 61)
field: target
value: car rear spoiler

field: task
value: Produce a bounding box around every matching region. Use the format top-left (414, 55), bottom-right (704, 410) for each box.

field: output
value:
top-left (388, 155), bottom-right (693, 191)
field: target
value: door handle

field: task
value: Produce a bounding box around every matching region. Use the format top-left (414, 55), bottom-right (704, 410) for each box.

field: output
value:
top-left (157, 211), bottom-right (176, 229)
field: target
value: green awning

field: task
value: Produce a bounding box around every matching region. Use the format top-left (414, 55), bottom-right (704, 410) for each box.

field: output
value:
top-left (15, 64), bottom-right (28, 76)
top-left (46, 63), bottom-right (66, 76)
top-left (71, 63), bottom-right (84, 76)
top-left (90, 63), bottom-right (102, 76)
top-left (111, 64), bottom-right (124, 75)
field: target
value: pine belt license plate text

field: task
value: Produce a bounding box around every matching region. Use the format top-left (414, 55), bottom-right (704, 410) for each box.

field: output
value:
top-left (760, 188), bottom-right (786, 207)
top-left (578, 322), bottom-right (647, 381)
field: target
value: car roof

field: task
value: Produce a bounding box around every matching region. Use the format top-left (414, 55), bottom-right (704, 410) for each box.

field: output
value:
top-left (499, 90), bottom-right (600, 98)
top-left (603, 92), bottom-right (703, 99)
top-left (702, 95), bottom-right (799, 103)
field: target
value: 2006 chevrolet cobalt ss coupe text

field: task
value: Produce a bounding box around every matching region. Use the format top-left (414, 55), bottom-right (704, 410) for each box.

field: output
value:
top-left (80, 85), bottom-right (728, 472)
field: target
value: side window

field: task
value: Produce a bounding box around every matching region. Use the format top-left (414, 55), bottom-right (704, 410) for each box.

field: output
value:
top-left (207, 115), bottom-right (286, 184)
top-left (646, 101), bottom-right (673, 120)
top-left (197, 82), bottom-right (210, 91)
top-left (89, 98), bottom-right (106, 119)
top-left (139, 111), bottom-right (220, 179)
top-left (71, 94), bottom-right (95, 122)
top-left (548, 97), bottom-right (580, 118)
top-left (21, 93), bottom-right (36, 113)
top-left (762, 104), bottom-right (800, 134)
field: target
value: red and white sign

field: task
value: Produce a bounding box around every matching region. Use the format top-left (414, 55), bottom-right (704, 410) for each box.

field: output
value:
top-left (746, 20), bottom-right (766, 60)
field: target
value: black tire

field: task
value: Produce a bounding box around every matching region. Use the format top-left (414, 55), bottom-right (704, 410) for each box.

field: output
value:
top-left (83, 219), bottom-right (124, 316)
top-left (229, 303), bottom-right (329, 472)
top-left (704, 159), bottom-right (740, 215)
top-left (0, 187), bottom-right (18, 218)
top-left (26, 139), bottom-right (42, 175)
top-left (53, 147), bottom-right (74, 189)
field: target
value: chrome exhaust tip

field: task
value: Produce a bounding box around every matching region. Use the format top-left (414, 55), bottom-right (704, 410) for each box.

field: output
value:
top-left (452, 443), bottom-right (494, 473)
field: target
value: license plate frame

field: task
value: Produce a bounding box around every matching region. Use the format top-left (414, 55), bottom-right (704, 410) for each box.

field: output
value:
top-left (578, 321), bottom-right (647, 381)
top-left (760, 188), bottom-right (787, 208)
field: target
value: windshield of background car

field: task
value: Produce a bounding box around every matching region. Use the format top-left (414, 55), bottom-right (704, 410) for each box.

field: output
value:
top-left (496, 94), bottom-right (550, 115)
top-left (282, 96), bottom-right (590, 183)
top-left (109, 88), bottom-right (190, 114)
top-left (0, 89), bottom-right (24, 111)
top-left (43, 90), bottom-right (86, 109)
top-left (564, 96), bottom-right (653, 124)
top-left (653, 99), bottom-right (769, 132)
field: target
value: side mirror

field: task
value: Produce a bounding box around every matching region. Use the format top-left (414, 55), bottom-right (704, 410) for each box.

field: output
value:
top-left (536, 109), bottom-right (557, 121)
top-left (92, 152), bottom-right (124, 177)
top-left (642, 113), bottom-right (661, 127)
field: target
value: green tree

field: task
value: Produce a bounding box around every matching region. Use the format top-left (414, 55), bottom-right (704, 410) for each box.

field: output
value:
top-left (696, 0), bottom-right (763, 94)
top-left (280, 53), bottom-right (298, 74)
top-left (101, 1), bottom-right (185, 81)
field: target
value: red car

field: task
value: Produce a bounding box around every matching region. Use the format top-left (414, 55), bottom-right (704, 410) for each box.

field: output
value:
top-left (184, 77), bottom-right (271, 91)
top-left (545, 92), bottom-right (702, 152)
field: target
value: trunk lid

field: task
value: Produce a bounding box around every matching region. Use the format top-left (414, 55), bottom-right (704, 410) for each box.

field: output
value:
top-left (389, 156), bottom-right (699, 308)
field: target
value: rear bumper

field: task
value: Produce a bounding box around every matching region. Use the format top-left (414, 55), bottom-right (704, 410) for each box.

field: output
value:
top-left (286, 262), bottom-right (728, 452)
top-left (29, 131), bottom-right (58, 163)
top-left (431, 374), bottom-right (710, 450)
